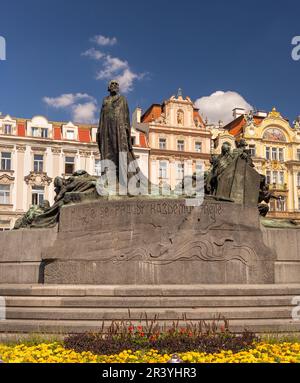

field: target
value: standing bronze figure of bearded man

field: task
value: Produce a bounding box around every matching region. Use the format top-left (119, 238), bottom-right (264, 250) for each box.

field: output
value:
top-left (97, 80), bottom-right (137, 183)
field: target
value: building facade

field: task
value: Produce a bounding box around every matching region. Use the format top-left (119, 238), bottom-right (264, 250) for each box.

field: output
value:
top-left (0, 114), bottom-right (149, 229)
top-left (219, 107), bottom-right (300, 220)
top-left (133, 92), bottom-right (212, 190)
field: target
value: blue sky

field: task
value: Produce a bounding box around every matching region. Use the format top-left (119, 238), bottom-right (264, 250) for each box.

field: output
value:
top-left (1, 0), bottom-right (300, 125)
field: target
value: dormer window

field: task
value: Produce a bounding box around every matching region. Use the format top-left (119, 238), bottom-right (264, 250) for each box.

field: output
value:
top-left (4, 124), bottom-right (12, 134)
top-left (41, 128), bottom-right (48, 138)
top-left (32, 127), bottom-right (39, 137)
top-left (62, 122), bottom-right (78, 140)
top-left (66, 130), bottom-right (75, 140)
top-left (27, 116), bottom-right (53, 139)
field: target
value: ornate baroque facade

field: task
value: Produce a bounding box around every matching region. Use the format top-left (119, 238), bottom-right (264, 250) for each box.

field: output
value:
top-left (218, 108), bottom-right (300, 220)
top-left (133, 92), bottom-right (212, 190)
top-left (0, 114), bottom-right (149, 229)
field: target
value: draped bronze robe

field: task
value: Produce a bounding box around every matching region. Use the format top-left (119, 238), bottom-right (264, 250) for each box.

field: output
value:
top-left (97, 94), bottom-right (136, 178)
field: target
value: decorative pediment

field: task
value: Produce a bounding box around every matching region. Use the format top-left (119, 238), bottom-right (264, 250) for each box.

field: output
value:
top-left (0, 174), bottom-right (15, 184)
top-left (268, 108), bottom-right (283, 119)
top-left (24, 171), bottom-right (52, 186)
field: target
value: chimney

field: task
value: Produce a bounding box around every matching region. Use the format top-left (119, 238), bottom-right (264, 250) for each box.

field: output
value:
top-left (132, 107), bottom-right (142, 124)
top-left (232, 107), bottom-right (245, 120)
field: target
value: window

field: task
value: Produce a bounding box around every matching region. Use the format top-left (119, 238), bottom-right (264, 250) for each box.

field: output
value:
top-left (249, 144), bottom-right (256, 157)
top-left (177, 140), bottom-right (185, 151)
top-left (95, 159), bottom-right (101, 176)
top-left (131, 136), bottom-right (136, 146)
top-left (176, 163), bottom-right (184, 180)
top-left (196, 162), bottom-right (203, 176)
top-left (32, 186), bottom-right (44, 206)
top-left (159, 161), bottom-right (168, 179)
top-left (4, 124), bottom-right (12, 134)
top-left (272, 171), bottom-right (278, 184)
top-left (41, 128), bottom-right (48, 138)
top-left (279, 171), bottom-right (284, 185)
top-left (34, 154), bottom-right (43, 173)
top-left (279, 148), bottom-right (284, 162)
top-left (0, 184), bottom-right (10, 204)
top-left (65, 157), bottom-right (75, 175)
top-left (272, 147), bottom-right (278, 160)
top-left (277, 197), bottom-right (286, 212)
top-left (297, 172), bottom-right (300, 187)
top-left (0, 228), bottom-right (10, 231)
top-left (1, 152), bottom-right (11, 171)
top-left (298, 197), bottom-right (300, 210)
top-left (266, 171), bottom-right (271, 185)
top-left (297, 149), bottom-right (300, 161)
top-left (195, 142), bottom-right (202, 153)
top-left (32, 127), bottom-right (39, 137)
top-left (266, 147), bottom-right (270, 160)
top-left (66, 130), bottom-right (75, 140)
top-left (159, 138), bottom-right (166, 150)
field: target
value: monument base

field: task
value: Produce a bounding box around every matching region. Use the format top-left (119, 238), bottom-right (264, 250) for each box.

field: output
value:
top-left (41, 198), bottom-right (275, 285)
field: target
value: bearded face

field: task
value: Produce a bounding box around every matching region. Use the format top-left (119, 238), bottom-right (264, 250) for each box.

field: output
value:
top-left (108, 80), bottom-right (120, 95)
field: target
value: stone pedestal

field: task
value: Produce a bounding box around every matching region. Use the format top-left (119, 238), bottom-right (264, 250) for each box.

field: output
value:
top-left (42, 198), bottom-right (275, 284)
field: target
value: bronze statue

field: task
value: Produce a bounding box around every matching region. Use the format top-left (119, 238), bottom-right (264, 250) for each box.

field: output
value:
top-left (97, 80), bottom-right (137, 182)
top-left (233, 138), bottom-right (254, 167)
top-left (258, 174), bottom-right (281, 217)
top-left (14, 171), bottom-right (98, 229)
top-left (205, 142), bottom-right (234, 195)
top-left (14, 200), bottom-right (50, 229)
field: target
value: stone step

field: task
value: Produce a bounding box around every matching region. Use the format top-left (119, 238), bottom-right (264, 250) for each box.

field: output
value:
top-left (5, 306), bottom-right (294, 321)
top-left (1, 284), bottom-right (300, 334)
top-left (4, 295), bottom-right (297, 308)
top-left (1, 318), bottom-right (300, 334)
top-left (1, 284), bottom-right (300, 297)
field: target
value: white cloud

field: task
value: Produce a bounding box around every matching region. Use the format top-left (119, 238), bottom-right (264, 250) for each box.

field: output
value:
top-left (43, 93), bottom-right (97, 123)
top-left (71, 102), bottom-right (98, 124)
top-left (43, 93), bottom-right (95, 108)
top-left (82, 35), bottom-right (145, 93)
top-left (81, 48), bottom-right (105, 60)
top-left (195, 91), bottom-right (253, 125)
top-left (96, 55), bottom-right (128, 80)
top-left (116, 68), bottom-right (145, 93)
top-left (94, 54), bottom-right (144, 93)
top-left (92, 35), bottom-right (117, 46)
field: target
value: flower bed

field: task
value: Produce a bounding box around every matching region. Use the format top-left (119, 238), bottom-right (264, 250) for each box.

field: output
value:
top-left (0, 342), bottom-right (300, 363)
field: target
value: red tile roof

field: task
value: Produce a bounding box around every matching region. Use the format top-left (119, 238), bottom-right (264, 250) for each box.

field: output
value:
top-left (53, 126), bottom-right (61, 140)
top-left (78, 127), bottom-right (91, 143)
top-left (17, 122), bottom-right (26, 137)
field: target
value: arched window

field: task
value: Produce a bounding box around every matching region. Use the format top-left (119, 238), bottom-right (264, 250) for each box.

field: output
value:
top-left (263, 128), bottom-right (286, 142)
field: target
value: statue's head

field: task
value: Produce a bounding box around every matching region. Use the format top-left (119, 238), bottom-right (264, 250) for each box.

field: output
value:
top-left (40, 200), bottom-right (50, 210)
top-left (221, 142), bottom-right (231, 155)
top-left (108, 79), bottom-right (120, 95)
top-left (235, 138), bottom-right (247, 148)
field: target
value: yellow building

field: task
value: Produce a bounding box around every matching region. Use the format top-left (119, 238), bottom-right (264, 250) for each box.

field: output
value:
top-left (220, 107), bottom-right (300, 220)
